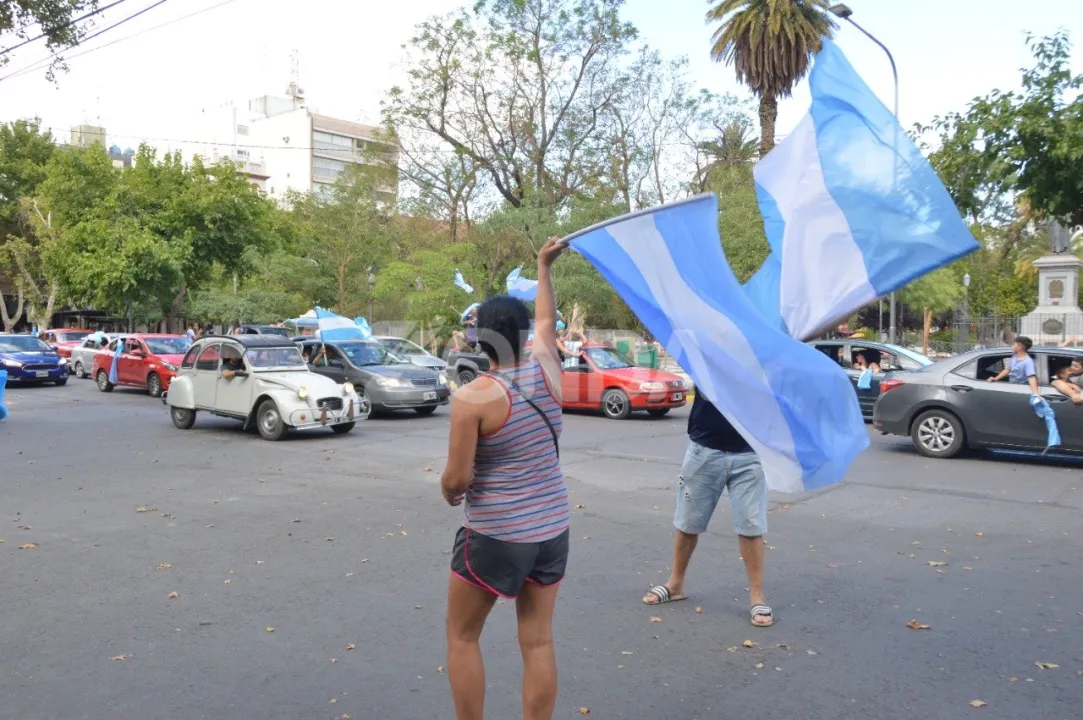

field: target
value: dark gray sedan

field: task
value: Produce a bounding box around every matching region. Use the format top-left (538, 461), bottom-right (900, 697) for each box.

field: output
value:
top-left (873, 346), bottom-right (1083, 458)
top-left (295, 338), bottom-right (450, 415)
top-left (808, 339), bottom-right (932, 419)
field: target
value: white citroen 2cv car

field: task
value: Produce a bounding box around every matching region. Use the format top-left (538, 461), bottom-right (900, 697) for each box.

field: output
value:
top-left (164, 335), bottom-right (367, 440)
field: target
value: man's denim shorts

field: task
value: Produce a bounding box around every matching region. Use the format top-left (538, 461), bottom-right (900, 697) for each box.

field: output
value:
top-left (673, 440), bottom-right (767, 537)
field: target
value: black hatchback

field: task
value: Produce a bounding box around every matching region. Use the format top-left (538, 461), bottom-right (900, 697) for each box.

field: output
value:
top-left (295, 338), bottom-right (451, 415)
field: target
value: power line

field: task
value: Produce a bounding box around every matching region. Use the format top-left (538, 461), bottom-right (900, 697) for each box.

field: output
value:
top-left (0, 0), bottom-right (130, 58)
top-left (0, 0), bottom-right (172, 83)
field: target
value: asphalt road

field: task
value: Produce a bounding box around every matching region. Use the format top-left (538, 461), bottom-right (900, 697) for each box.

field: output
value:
top-left (2, 378), bottom-right (1081, 720)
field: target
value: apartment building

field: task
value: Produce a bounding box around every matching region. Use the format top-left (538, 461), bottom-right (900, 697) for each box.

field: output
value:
top-left (180, 84), bottom-right (398, 205)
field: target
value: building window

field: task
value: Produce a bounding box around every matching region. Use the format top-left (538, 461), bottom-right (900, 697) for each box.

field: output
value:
top-left (313, 131), bottom-right (354, 152)
top-left (313, 156), bottom-right (348, 180)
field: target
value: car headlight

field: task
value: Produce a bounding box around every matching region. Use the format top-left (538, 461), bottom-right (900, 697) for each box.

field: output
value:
top-left (376, 376), bottom-right (406, 388)
top-left (298, 385), bottom-right (309, 399)
top-left (161, 362), bottom-right (177, 372)
top-left (1, 359), bottom-right (22, 368)
top-left (438, 372), bottom-right (448, 385)
top-left (342, 381), bottom-right (355, 395)
top-left (58, 357), bottom-right (68, 365)
top-left (639, 381), bottom-right (665, 392)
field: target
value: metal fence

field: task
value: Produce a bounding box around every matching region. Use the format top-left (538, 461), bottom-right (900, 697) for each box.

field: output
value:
top-left (950, 311), bottom-right (1083, 354)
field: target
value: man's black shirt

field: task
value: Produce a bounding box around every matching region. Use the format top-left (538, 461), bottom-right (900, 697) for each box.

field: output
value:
top-left (687, 393), bottom-right (752, 453)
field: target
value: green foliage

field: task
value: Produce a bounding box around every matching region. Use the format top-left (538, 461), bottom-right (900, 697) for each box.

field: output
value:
top-left (0, 118), bottom-right (55, 230)
top-left (0, 0), bottom-right (99, 78)
top-left (709, 164), bottom-right (769, 282)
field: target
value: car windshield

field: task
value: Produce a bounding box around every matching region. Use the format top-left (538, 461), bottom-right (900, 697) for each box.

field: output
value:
top-left (251, 326), bottom-right (291, 337)
top-left (56, 331), bottom-right (90, 342)
top-left (0, 336), bottom-right (51, 353)
top-left (245, 346), bottom-right (307, 369)
top-left (585, 347), bottom-right (632, 369)
top-left (145, 337), bottom-right (191, 355)
top-left (337, 341), bottom-right (404, 366)
top-left (380, 338), bottom-right (426, 356)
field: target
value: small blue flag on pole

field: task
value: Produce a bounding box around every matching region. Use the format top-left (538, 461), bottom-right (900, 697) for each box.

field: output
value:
top-left (744, 39), bottom-right (979, 340)
top-left (453, 270), bottom-right (474, 295)
top-left (108, 340), bottom-right (122, 385)
top-left (506, 267), bottom-right (538, 301)
top-left (314, 307), bottom-right (366, 342)
top-left (567, 194), bottom-right (868, 493)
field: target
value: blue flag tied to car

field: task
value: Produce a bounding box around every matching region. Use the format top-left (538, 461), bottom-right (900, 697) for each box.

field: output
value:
top-left (453, 270), bottom-right (475, 295)
top-left (314, 307), bottom-right (367, 342)
top-left (742, 40), bottom-right (979, 340)
top-left (1028, 396), bottom-right (1061, 451)
top-left (0, 369), bottom-right (8, 421)
top-left (566, 194), bottom-right (868, 494)
top-left (506, 267), bottom-right (538, 301)
top-left (108, 341), bottom-right (122, 385)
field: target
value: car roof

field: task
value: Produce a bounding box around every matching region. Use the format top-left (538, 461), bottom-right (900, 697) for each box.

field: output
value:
top-left (204, 334), bottom-right (298, 349)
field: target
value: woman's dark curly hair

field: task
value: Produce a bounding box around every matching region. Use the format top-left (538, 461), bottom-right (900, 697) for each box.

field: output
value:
top-left (476, 295), bottom-right (531, 365)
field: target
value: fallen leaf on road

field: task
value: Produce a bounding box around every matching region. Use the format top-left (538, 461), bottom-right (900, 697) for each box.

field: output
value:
top-left (423, 466), bottom-right (432, 472)
top-left (963, 566), bottom-right (974, 571)
top-left (18, 543), bottom-right (37, 550)
top-left (437, 665), bottom-right (445, 673)
top-left (807, 649), bottom-right (818, 656)
top-left (136, 507), bottom-right (148, 513)
top-left (329, 698), bottom-right (337, 704)
top-left (224, 579), bottom-right (231, 584)
top-left (975, 532), bottom-right (984, 537)
top-left (156, 563), bottom-right (172, 570)
top-left (969, 700), bottom-right (987, 708)
top-left (168, 591), bottom-right (178, 599)
top-left (574, 504), bottom-right (585, 509)
top-left (109, 654), bottom-right (128, 661)
top-left (400, 530), bottom-right (408, 536)
top-left (777, 644), bottom-right (790, 650)
top-left (927, 561), bottom-right (948, 567)
top-left (827, 562), bottom-right (838, 568)
top-left (754, 662), bottom-right (764, 669)
top-left (346, 642), bottom-right (356, 650)
top-left (578, 708), bottom-right (590, 715)
top-left (326, 538), bottom-right (335, 542)
top-left (16, 524), bottom-right (31, 530)
top-left (1007, 677), bottom-right (1017, 683)
top-left (1035, 662), bottom-right (1059, 670)
top-left (205, 525), bottom-right (214, 529)
top-left (291, 519), bottom-right (301, 523)
top-left (649, 616), bottom-right (662, 623)
top-left (725, 646), bottom-right (738, 653)
top-left (621, 651), bottom-right (634, 655)
top-left (775, 667), bottom-right (782, 672)
top-left (330, 658), bottom-right (337, 663)
top-left (695, 606), bottom-right (703, 614)
top-left (743, 640), bottom-right (755, 648)
top-left (414, 604), bottom-right (423, 609)
top-left (767, 545), bottom-right (776, 550)
top-left (907, 620), bottom-right (930, 630)
top-left (265, 626), bottom-right (274, 633)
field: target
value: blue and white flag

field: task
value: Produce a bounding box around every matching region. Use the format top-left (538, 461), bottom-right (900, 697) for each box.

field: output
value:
top-left (567, 194), bottom-right (868, 493)
top-left (353, 317), bottom-right (373, 339)
top-left (0, 369), bottom-right (8, 421)
top-left (108, 340), bottom-right (122, 385)
top-left (745, 40), bottom-right (979, 340)
top-left (453, 270), bottom-right (475, 295)
top-left (506, 267), bottom-right (538, 301)
top-left (314, 307), bottom-right (366, 342)
top-left (1029, 396), bottom-right (1061, 452)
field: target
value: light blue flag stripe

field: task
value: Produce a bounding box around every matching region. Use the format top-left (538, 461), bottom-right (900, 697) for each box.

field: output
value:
top-left (108, 340), bottom-right (122, 385)
top-left (454, 270), bottom-right (475, 295)
top-left (315, 307), bottom-right (366, 342)
top-left (748, 39), bottom-right (979, 340)
top-left (506, 266), bottom-right (538, 301)
top-left (567, 194), bottom-right (868, 493)
top-left (0, 369), bottom-right (8, 421)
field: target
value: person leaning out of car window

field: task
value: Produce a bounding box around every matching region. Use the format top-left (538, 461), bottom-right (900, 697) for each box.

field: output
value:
top-left (220, 348), bottom-right (246, 379)
top-left (1051, 361), bottom-right (1083, 405)
top-left (987, 336), bottom-right (1039, 395)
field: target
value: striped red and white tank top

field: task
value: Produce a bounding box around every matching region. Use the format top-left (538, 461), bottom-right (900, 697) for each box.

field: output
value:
top-left (463, 360), bottom-right (568, 543)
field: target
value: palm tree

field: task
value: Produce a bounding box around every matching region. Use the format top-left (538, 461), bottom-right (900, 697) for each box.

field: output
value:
top-left (692, 120), bottom-right (758, 191)
top-left (707, 0), bottom-right (836, 157)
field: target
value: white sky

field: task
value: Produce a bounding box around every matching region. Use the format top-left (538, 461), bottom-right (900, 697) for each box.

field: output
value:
top-left (0, 0), bottom-right (1079, 152)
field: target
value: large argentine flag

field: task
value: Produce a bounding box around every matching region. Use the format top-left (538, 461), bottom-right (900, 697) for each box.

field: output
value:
top-left (745, 40), bottom-right (979, 340)
top-left (506, 267), bottom-right (538, 301)
top-left (567, 194), bottom-right (867, 493)
top-left (314, 307), bottom-right (367, 342)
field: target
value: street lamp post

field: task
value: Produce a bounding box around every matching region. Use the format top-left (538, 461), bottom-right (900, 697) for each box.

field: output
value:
top-left (962, 273), bottom-right (971, 350)
top-left (829, 3), bottom-right (900, 345)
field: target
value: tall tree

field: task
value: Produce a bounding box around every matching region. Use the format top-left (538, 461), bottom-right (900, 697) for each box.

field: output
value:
top-left (706, 0), bottom-right (835, 156)
top-left (0, 0), bottom-right (100, 78)
top-left (385, 0), bottom-right (637, 208)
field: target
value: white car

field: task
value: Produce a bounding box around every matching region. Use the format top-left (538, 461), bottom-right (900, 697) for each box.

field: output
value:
top-left (164, 335), bottom-right (367, 440)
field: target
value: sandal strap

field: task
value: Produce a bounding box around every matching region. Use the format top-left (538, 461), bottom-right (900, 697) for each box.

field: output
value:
top-left (648, 585), bottom-right (671, 602)
top-left (751, 604), bottom-right (773, 616)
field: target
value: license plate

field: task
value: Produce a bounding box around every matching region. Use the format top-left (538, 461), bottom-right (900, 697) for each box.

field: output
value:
top-left (423, 391), bottom-right (437, 401)
top-left (36, 370), bottom-right (49, 378)
top-left (671, 392), bottom-right (683, 401)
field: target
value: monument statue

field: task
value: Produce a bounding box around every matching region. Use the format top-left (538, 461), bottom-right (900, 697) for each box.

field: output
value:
top-left (1049, 218), bottom-right (1083, 254)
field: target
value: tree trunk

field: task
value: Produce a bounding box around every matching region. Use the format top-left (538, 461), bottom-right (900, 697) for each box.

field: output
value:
top-left (922, 307), bottom-right (932, 357)
top-left (1, 287), bottom-right (24, 332)
top-left (758, 94), bottom-right (778, 157)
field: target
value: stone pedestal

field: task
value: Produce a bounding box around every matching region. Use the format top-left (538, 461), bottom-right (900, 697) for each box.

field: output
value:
top-left (1019, 254), bottom-right (1083, 345)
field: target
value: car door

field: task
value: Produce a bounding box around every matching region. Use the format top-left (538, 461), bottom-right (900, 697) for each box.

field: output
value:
top-left (1035, 352), bottom-right (1083, 452)
top-left (119, 339), bottom-right (145, 385)
top-left (312, 345), bottom-right (348, 383)
top-left (192, 343), bottom-right (222, 409)
top-left (843, 344), bottom-right (881, 418)
top-left (559, 352), bottom-right (590, 407)
top-left (945, 354), bottom-right (1047, 448)
top-left (214, 344), bottom-right (252, 418)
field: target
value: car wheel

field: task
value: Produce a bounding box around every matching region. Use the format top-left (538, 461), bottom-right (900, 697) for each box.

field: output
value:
top-left (601, 388), bottom-right (632, 420)
top-left (171, 407), bottom-right (196, 430)
top-left (73, 361), bottom-right (85, 379)
top-left (457, 368), bottom-right (476, 386)
top-left (647, 408), bottom-right (670, 417)
top-left (146, 372), bottom-right (163, 398)
top-left (54, 376), bottom-right (68, 387)
top-left (96, 370), bottom-right (114, 393)
top-left (331, 422), bottom-right (355, 434)
top-left (414, 405), bottom-right (438, 416)
top-left (256, 399), bottom-right (288, 441)
top-left (911, 409), bottom-right (965, 459)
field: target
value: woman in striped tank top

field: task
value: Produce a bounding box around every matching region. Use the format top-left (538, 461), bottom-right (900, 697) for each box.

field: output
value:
top-left (441, 238), bottom-right (570, 720)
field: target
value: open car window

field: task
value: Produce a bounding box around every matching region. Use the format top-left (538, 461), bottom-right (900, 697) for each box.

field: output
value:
top-left (953, 354), bottom-right (1010, 381)
top-left (814, 344), bottom-right (844, 366)
top-left (1042, 353), bottom-right (1083, 387)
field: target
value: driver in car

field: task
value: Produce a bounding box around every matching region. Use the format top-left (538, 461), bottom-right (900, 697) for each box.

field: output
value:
top-left (220, 348), bottom-right (246, 379)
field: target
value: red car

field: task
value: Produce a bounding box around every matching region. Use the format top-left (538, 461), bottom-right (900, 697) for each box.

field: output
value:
top-left (92, 334), bottom-right (190, 398)
top-left (557, 344), bottom-right (687, 419)
top-left (43, 328), bottom-right (92, 358)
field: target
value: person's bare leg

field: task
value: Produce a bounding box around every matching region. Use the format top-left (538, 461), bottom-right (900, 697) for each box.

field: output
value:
top-left (739, 534), bottom-right (769, 625)
top-left (516, 582), bottom-right (560, 720)
top-left (446, 575), bottom-right (498, 720)
top-left (643, 530), bottom-right (697, 603)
